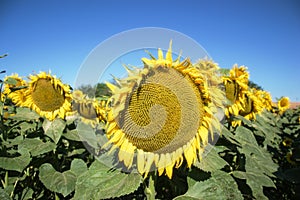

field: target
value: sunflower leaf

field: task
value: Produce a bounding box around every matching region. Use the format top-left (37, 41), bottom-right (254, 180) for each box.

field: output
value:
top-left (0, 188), bottom-right (11, 200)
top-left (234, 126), bottom-right (278, 177)
top-left (42, 118), bottom-right (65, 144)
top-left (39, 163), bottom-right (76, 197)
top-left (70, 159), bottom-right (88, 175)
top-left (174, 170), bottom-right (243, 200)
top-left (193, 144), bottom-right (229, 172)
top-left (18, 138), bottom-right (56, 157)
top-left (76, 121), bottom-right (100, 149)
top-left (232, 170), bottom-right (275, 200)
top-left (73, 160), bottom-right (143, 200)
top-left (10, 107), bottom-right (40, 121)
top-left (0, 149), bottom-right (31, 172)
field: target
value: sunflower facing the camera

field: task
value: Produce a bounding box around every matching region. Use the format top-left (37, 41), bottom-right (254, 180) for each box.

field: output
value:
top-left (18, 72), bottom-right (73, 120)
top-left (104, 42), bottom-right (224, 179)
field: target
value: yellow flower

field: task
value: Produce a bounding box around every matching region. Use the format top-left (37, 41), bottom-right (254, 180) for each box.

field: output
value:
top-left (104, 42), bottom-right (224, 179)
top-left (253, 89), bottom-right (273, 111)
top-left (68, 90), bottom-right (107, 127)
top-left (239, 89), bottom-right (264, 120)
top-left (20, 72), bottom-right (72, 120)
top-left (223, 65), bottom-right (249, 118)
top-left (278, 97), bottom-right (290, 114)
top-left (3, 74), bottom-right (28, 106)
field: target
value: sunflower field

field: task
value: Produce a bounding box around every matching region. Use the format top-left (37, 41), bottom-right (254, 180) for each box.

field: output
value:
top-left (0, 44), bottom-right (300, 200)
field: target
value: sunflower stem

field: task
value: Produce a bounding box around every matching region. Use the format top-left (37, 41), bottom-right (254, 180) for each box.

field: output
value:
top-left (145, 172), bottom-right (156, 200)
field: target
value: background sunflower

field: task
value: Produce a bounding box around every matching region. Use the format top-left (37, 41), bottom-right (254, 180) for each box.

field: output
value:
top-left (21, 72), bottom-right (72, 120)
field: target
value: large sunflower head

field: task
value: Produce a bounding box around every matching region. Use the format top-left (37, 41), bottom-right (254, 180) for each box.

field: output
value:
top-left (222, 65), bottom-right (249, 118)
top-left (3, 74), bottom-right (28, 106)
top-left (104, 42), bottom-right (224, 179)
top-left (278, 96), bottom-right (290, 114)
top-left (21, 72), bottom-right (72, 120)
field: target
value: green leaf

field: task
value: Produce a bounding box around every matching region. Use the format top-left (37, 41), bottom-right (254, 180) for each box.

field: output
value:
top-left (43, 119), bottom-right (65, 144)
top-left (232, 170), bottom-right (275, 200)
top-left (193, 144), bottom-right (229, 172)
top-left (220, 126), bottom-right (240, 145)
top-left (21, 188), bottom-right (34, 200)
top-left (63, 129), bottom-right (81, 141)
top-left (70, 159), bottom-right (88, 175)
top-left (234, 126), bottom-right (258, 146)
top-left (0, 150), bottom-right (31, 172)
top-left (234, 126), bottom-right (278, 177)
top-left (10, 107), bottom-right (40, 121)
top-left (73, 160), bottom-right (143, 200)
top-left (76, 121), bottom-right (101, 149)
top-left (245, 151), bottom-right (278, 178)
top-left (18, 138), bottom-right (56, 156)
top-left (39, 163), bottom-right (76, 197)
top-left (0, 188), bottom-right (11, 200)
top-left (175, 170), bottom-right (243, 200)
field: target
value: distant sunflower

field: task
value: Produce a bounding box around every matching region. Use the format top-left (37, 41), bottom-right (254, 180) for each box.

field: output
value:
top-left (69, 90), bottom-right (107, 127)
top-left (3, 74), bottom-right (28, 106)
top-left (20, 72), bottom-right (72, 120)
top-left (105, 42), bottom-right (224, 178)
top-left (278, 97), bottom-right (290, 114)
top-left (223, 65), bottom-right (249, 118)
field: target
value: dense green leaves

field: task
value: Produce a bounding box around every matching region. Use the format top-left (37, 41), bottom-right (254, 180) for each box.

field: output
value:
top-left (73, 160), bottom-right (143, 199)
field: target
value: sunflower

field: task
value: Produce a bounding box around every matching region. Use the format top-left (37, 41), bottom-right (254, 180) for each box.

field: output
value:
top-left (3, 74), bottom-right (28, 106)
top-left (253, 89), bottom-right (273, 111)
top-left (68, 89), bottom-right (107, 127)
top-left (104, 42), bottom-right (224, 179)
top-left (222, 65), bottom-right (249, 118)
top-left (233, 89), bottom-right (264, 126)
top-left (278, 96), bottom-right (290, 114)
top-left (19, 72), bottom-right (72, 120)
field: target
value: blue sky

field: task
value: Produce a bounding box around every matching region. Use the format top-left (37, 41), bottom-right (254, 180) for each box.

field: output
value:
top-left (1, 0), bottom-right (300, 101)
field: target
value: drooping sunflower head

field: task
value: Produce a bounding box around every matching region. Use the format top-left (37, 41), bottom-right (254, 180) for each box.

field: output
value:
top-left (222, 65), bottom-right (249, 118)
top-left (3, 74), bottom-right (28, 106)
top-left (253, 89), bottom-right (273, 111)
top-left (278, 96), bottom-right (290, 114)
top-left (105, 42), bottom-right (224, 179)
top-left (22, 72), bottom-right (72, 120)
top-left (69, 90), bottom-right (107, 127)
top-left (238, 89), bottom-right (264, 121)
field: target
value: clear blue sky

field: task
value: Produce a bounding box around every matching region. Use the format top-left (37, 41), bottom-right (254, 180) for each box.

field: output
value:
top-left (1, 0), bottom-right (300, 101)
